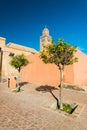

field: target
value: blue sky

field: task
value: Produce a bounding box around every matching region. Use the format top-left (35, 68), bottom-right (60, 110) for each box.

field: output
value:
top-left (0, 0), bottom-right (87, 53)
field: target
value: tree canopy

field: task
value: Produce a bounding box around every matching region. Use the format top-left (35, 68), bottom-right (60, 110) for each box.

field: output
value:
top-left (10, 54), bottom-right (29, 72)
top-left (40, 38), bottom-right (78, 69)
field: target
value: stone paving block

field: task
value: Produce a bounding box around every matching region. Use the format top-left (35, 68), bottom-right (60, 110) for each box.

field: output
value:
top-left (0, 117), bottom-right (20, 130)
top-left (0, 83), bottom-right (87, 130)
top-left (72, 123), bottom-right (87, 130)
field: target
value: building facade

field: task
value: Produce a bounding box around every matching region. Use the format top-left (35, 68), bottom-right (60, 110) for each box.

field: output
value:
top-left (0, 37), bottom-right (37, 82)
top-left (1, 27), bottom-right (87, 87)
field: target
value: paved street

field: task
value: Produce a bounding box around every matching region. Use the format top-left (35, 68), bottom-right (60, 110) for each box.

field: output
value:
top-left (0, 82), bottom-right (87, 130)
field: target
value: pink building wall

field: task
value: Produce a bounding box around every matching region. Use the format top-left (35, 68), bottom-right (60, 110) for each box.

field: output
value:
top-left (21, 50), bottom-right (87, 86)
top-left (21, 53), bottom-right (74, 86)
top-left (63, 65), bottom-right (74, 84)
top-left (21, 53), bottom-right (59, 86)
top-left (73, 50), bottom-right (87, 85)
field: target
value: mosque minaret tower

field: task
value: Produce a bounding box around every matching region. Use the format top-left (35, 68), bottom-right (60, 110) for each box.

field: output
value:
top-left (40, 27), bottom-right (52, 51)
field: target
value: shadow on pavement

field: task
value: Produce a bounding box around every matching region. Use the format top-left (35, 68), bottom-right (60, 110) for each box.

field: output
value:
top-left (36, 85), bottom-right (60, 108)
top-left (19, 82), bottom-right (29, 88)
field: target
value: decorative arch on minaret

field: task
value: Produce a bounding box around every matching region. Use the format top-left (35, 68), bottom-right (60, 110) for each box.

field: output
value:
top-left (40, 27), bottom-right (52, 51)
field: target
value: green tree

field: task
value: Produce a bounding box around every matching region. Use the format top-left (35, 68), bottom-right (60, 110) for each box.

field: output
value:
top-left (40, 38), bottom-right (78, 109)
top-left (10, 54), bottom-right (29, 91)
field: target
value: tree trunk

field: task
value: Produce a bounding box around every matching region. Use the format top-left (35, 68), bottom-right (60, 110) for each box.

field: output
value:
top-left (17, 68), bottom-right (21, 91)
top-left (59, 66), bottom-right (64, 109)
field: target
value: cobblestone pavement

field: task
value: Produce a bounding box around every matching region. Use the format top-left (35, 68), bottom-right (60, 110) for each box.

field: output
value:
top-left (0, 82), bottom-right (87, 130)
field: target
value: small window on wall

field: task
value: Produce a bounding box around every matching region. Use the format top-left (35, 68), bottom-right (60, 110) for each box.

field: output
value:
top-left (9, 52), bottom-right (14, 57)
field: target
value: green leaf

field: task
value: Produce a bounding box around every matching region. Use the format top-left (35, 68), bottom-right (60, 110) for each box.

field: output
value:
top-left (40, 38), bottom-right (78, 68)
top-left (10, 54), bottom-right (29, 72)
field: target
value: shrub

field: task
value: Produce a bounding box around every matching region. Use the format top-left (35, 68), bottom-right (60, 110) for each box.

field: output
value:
top-left (62, 103), bottom-right (78, 114)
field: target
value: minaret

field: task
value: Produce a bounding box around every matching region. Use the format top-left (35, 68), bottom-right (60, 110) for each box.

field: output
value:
top-left (40, 27), bottom-right (52, 51)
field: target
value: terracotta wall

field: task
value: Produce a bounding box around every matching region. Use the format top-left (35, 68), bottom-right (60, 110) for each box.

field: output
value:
top-left (21, 53), bottom-right (59, 86)
top-left (63, 65), bottom-right (74, 84)
top-left (21, 51), bottom-right (87, 86)
top-left (21, 53), bottom-right (74, 86)
top-left (74, 50), bottom-right (87, 85)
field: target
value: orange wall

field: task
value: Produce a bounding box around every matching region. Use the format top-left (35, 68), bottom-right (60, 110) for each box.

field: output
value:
top-left (64, 65), bottom-right (74, 84)
top-left (74, 50), bottom-right (87, 85)
top-left (21, 53), bottom-right (74, 86)
top-left (21, 51), bottom-right (87, 86)
top-left (21, 53), bottom-right (59, 86)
